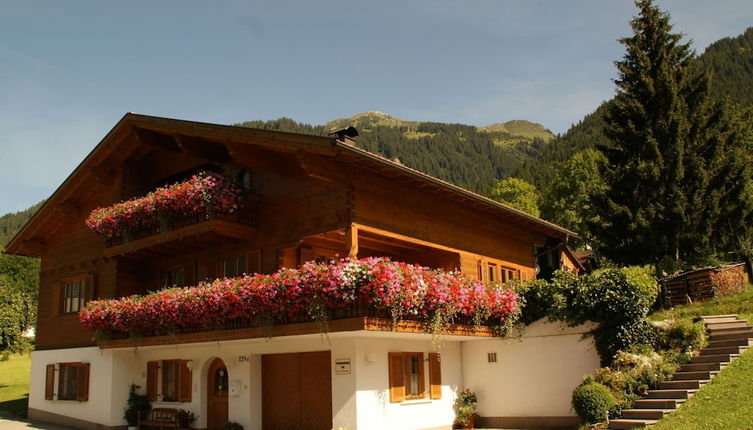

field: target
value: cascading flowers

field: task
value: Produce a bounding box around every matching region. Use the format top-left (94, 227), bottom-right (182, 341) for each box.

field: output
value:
top-left (80, 257), bottom-right (519, 338)
top-left (85, 171), bottom-right (243, 238)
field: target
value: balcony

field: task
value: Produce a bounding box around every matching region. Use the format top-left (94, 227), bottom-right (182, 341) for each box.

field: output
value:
top-left (103, 206), bottom-right (256, 258)
top-left (84, 171), bottom-right (256, 258)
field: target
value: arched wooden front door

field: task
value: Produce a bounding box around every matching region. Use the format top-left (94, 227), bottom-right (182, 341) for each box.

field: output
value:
top-left (207, 358), bottom-right (229, 430)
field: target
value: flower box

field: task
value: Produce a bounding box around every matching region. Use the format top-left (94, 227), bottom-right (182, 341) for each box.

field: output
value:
top-left (85, 171), bottom-right (245, 240)
top-left (80, 258), bottom-right (519, 339)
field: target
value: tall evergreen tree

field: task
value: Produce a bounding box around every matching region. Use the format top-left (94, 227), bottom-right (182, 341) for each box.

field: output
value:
top-left (595, 0), bottom-right (750, 267)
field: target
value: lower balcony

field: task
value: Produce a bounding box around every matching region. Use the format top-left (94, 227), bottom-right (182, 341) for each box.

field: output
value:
top-left (103, 207), bottom-right (256, 258)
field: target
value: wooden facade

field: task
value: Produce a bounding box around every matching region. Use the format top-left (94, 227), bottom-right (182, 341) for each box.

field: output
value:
top-left (7, 113), bottom-right (576, 351)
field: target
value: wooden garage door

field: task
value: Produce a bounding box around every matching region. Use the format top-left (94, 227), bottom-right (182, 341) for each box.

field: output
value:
top-left (262, 351), bottom-right (332, 430)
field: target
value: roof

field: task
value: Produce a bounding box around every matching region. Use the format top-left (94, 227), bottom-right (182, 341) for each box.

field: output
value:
top-left (661, 263), bottom-right (746, 283)
top-left (6, 113), bottom-right (577, 256)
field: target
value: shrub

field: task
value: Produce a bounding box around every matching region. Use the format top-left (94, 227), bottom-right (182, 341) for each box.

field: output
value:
top-left (654, 319), bottom-right (706, 353)
top-left (572, 382), bottom-right (615, 424)
top-left (518, 269), bottom-right (654, 365)
top-left (220, 423), bottom-right (243, 430)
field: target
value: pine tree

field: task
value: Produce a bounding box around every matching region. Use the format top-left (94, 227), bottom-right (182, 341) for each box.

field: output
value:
top-left (595, 0), bottom-right (745, 267)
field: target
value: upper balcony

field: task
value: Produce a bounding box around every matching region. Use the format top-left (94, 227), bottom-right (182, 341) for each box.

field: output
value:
top-left (86, 171), bottom-right (257, 258)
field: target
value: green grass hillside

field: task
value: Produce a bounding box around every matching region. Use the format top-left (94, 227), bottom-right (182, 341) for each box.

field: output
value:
top-left (481, 119), bottom-right (555, 142)
top-left (646, 285), bottom-right (753, 429)
top-left (651, 348), bottom-right (753, 430)
top-left (0, 353), bottom-right (31, 415)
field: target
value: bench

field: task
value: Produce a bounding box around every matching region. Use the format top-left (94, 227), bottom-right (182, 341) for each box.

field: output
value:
top-left (138, 408), bottom-right (179, 430)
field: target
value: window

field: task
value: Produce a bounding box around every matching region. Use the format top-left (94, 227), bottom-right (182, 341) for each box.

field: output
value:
top-left (388, 352), bottom-right (441, 402)
top-left (45, 362), bottom-right (90, 401)
top-left (487, 263), bottom-right (498, 283)
top-left (223, 256), bottom-right (247, 278)
top-left (162, 267), bottom-right (186, 288)
top-left (500, 266), bottom-right (518, 283)
top-left (147, 360), bottom-right (192, 402)
top-left (62, 275), bottom-right (94, 314)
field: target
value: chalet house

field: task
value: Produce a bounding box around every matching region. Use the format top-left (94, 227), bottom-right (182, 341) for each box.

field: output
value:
top-left (7, 114), bottom-right (598, 430)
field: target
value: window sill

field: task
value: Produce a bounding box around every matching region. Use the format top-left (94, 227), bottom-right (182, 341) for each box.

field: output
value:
top-left (400, 398), bottom-right (432, 405)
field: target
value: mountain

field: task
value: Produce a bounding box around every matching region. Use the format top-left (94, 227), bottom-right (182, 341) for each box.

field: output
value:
top-left (0, 201), bottom-right (44, 248)
top-left (237, 112), bottom-right (551, 196)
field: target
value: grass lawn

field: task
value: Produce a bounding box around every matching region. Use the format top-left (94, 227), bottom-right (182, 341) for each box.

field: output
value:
top-left (0, 353), bottom-right (31, 416)
top-left (651, 347), bottom-right (753, 430)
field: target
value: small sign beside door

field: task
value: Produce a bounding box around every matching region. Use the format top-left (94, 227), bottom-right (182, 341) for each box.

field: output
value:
top-left (335, 358), bottom-right (351, 375)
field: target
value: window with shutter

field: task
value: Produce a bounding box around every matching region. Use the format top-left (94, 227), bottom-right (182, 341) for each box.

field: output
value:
top-left (389, 352), bottom-right (431, 402)
top-left (47, 362), bottom-right (89, 402)
top-left (147, 359), bottom-right (192, 403)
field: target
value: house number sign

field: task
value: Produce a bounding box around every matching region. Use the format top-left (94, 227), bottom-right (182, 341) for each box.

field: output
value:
top-left (335, 358), bottom-right (351, 375)
top-left (238, 355), bottom-right (250, 362)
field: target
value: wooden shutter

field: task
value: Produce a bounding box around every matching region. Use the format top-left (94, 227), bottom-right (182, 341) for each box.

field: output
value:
top-left (299, 248), bottom-right (315, 265)
top-left (77, 363), bottom-right (90, 401)
top-left (45, 364), bottom-right (55, 400)
top-left (429, 353), bottom-right (441, 399)
top-left (147, 361), bottom-right (159, 402)
top-left (85, 274), bottom-right (95, 301)
top-left (178, 360), bottom-right (192, 402)
top-left (248, 250), bottom-right (261, 274)
top-left (388, 353), bottom-right (405, 403)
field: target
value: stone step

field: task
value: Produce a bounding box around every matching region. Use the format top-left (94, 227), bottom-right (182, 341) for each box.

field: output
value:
top-left (608, 418), bottom-right (659, 429)
top-left (708, 338), bottom-right (752, 348)
top-left (621, 408), bottom-right (674, 420)
top-left (690, 354), bottom-right (736, 364)
top-left (701, 345), bottom-right (747, 356)
top-left (708, 326), bottom-right (753, 336)
top-left (680, 362), bottom-right (722, 372)
top-left (659, 379), bottom-right (707, 389)
top-left (706, 321), bottom-right (749, 330)
top-left (633, 398), bottom-right (680, 409)
top-left (645, 389), bottom-right (696, 399)
top-left (710, 329), bottom-right (753, 341)
top-left (673, 370), bottom-right (717, 380)
top-left (702, 314), bottom-right (739, 319)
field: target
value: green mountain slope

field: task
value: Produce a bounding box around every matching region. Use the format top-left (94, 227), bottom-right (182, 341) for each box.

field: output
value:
top-left (0, 201), bottom-right (44, 248)
top-left (237, 113), bottom-right (550, 196)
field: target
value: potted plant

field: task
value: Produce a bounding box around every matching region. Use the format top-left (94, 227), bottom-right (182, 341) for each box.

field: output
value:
top-left (176, 409), bottom-right (197, 429)
top-left (454, 388), bottom-right (478, 429)
top-left (220, 423), bottom-right (244, 430)
top-left (123, 384), bottom-right (150, 430)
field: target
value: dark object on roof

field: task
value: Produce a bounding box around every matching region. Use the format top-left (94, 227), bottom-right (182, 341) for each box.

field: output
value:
top-left (327, 126), bottom-right (359, 139)
top-left (661, 263), bottom-right (749, 307)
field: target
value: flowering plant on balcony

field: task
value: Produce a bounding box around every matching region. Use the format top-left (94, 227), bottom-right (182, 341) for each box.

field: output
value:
top-left (85, 171), bottom-right (243, 238)
top-left (79, 258), bottom-right (519, 338)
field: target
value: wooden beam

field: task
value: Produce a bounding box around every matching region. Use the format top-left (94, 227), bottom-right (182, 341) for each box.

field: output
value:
top-left (345, 224), bottom-right (359, 258)
top-left (133, 127), bottom-right (181, 153)
top-left (174, 134), bottom-right (231, 163)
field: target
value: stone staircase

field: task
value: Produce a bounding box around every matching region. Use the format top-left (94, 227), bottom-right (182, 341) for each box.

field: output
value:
top-left (607, 314), bottom-right (752, 429)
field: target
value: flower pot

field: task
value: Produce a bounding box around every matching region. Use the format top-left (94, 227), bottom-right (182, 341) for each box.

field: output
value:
top-left (127, 426), bottom-right (138, 430)
top-left (462, 414), bottom-right (477, 429)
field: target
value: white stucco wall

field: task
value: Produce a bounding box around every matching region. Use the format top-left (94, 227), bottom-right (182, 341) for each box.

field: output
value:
top-left (462, 319), bottom-right (600, 419)
top-left (30, 322), bottom-right (598, 430)
top-left (351, 337), bottom-right (462, 430)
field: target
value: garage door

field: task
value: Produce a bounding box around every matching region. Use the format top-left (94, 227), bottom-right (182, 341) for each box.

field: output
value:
top-left (262, 351), bottom-right (332, 430)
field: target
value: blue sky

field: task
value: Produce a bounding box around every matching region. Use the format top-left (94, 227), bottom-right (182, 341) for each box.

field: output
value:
top-left (1, 0), bottom-right (752, 215)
